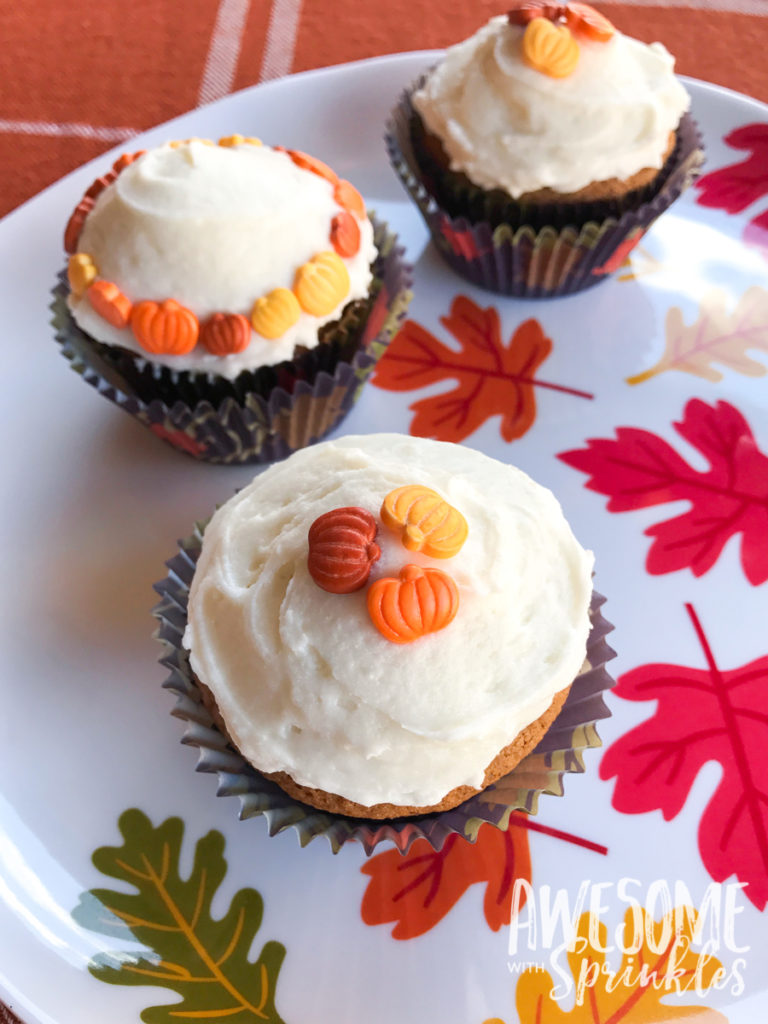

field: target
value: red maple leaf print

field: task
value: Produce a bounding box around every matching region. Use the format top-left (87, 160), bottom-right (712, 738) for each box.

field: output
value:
top-left (601, 603), bottom-right (768, 910)
top-left (559, 398), bottom-right (768, 585)
top-left (360, 821), bottom-right (530, 939)
top-left (372, 294), bottom-right (593, 443)
top-left (696, 123), bottom-right (768, 214)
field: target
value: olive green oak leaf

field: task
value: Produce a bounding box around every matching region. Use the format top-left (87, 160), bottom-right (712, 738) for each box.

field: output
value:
top-left (72, 808), bottom-right (286, 1024)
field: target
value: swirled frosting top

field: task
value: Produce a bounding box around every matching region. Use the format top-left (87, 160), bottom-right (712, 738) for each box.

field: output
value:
top-left (412, 15), bottom-right (690, 198)
top-left (183, 434), bottom-right (595, 808)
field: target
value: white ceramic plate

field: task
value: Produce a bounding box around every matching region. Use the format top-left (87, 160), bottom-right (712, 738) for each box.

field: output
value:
top-left (2, 53), bottom-right (768, 1024)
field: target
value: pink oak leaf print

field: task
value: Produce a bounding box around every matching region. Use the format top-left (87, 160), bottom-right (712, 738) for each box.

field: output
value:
top-left (558, 398), bottom-right (768, 585)
top-left (600, 603), bottom-right (768, 910)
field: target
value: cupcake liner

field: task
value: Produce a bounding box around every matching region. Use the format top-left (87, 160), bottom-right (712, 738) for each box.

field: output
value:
top-left (52, 217), bottom-right (413, 464)
top-left (385, 77), bottom-right (705, 298)
top-left (154, 521), bottom-right (616, 855)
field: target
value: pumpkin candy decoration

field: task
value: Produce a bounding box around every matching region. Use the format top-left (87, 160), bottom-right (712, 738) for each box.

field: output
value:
top-left (330, 211), bottom-right (361, 258)
top-left (64, 196), bottom-right (94, 254)
top-left (522, 17), bottom-right (580, 78)
top-left (333, 179), bottom-right (366, 218)
top-left (87, 280), bottom-right (132, 328)
top-left (67, 253), bottom-right (97, 297)
top-left (84, 170), bottom-right (118, 201)
top-left (112, 150), bottom-right (146, 174)
top-left (131, 298), bottom-right (199, 355)
top-left (564, 2), bottom-right (615, 42)
top-left (308, 507), bottom-right (381, 594)
top-left (251, 287), bottom-right (301, 339)
top-left (293, 251), bottom-right (350, 317)
top-left (200, 312), bottom-right (251, 355)
top-left (286, 149), bottom-right (339, 185)
top-left (507, 1), bottom-right (566, 26)
top-left (367, 565), bottom-right (459, 644)
top-left (381, 485), bottom-right (468, 559)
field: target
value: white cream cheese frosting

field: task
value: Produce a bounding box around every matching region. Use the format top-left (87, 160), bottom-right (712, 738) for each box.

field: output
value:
top-left (182, 434), bottom-right (595, 808)
top-left (412, 14), bottom-right (691, 198)
top-left (67, 141), bottom-right (377, 379)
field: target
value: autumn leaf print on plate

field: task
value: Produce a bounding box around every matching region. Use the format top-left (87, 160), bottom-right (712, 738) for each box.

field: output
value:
top-left (627, 286), bottom-right (768, 385)
top-left (560, 398), bottom-right (768, 584)
top-left (72, 809), bottom-right (287, 1024)
top-left (601, 603), bottom-right (768, 911)
top-left (696, 122), bottom-right (768, 261)
top-left (372, 294), bottom-right (592, 443)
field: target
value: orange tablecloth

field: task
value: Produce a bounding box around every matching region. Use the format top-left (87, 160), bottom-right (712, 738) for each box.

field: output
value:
top-left (0, 0), bottom-right (767, 220)
top-left (0, 2), bottom-right (767, 1023)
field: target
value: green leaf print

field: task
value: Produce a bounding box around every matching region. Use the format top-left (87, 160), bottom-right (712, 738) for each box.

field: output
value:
top-left (72, 808), bottom-right (286, 1023)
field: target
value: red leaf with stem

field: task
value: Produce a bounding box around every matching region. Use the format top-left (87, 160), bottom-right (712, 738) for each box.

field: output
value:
top-left (601, 603), bottom-right (768, 910)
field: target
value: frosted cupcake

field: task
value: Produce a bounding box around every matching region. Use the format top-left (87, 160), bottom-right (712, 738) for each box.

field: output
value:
top-left (53, 138), bottom-right (411, 462)
top-left (155, 434), bottom-right (616, 850)
top-left (387, 5), bottom-right (704, 296)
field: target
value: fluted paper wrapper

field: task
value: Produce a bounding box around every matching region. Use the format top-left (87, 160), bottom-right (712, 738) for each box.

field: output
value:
top-left (386, 78), bottom-right (705, 298)
top-left (154, 523), bottom-right (616, 855)
top-left (52, 217), bottom-right (412, 464)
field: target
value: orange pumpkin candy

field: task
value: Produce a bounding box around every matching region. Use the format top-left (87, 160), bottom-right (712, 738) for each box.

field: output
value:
top-left (367, 565), bottom-right (459, 644)
top-left (131, 299), bottom-right (199, 355)
top-left (564, 2), bottom-right (615, 42)
top-left (308, 507), bottom-right (381, 594)
top-left (330, 211), bottom-right (361, 258)
top-left (87, 280), bottom-right (132, 328)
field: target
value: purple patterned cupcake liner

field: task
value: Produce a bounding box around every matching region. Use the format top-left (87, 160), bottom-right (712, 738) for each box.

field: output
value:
top-left (52, 217), bottom-right (413, 464)
top-left (386, 77), bottom-right (705, 298)
top-left (154, 520), bottom-right (616, 855)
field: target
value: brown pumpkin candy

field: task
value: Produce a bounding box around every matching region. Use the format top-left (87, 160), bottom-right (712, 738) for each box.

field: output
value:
top-left (308, 507), bottom-right (381, 594)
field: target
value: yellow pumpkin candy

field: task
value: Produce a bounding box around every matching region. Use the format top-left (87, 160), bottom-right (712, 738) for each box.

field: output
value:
top-left (67, 253), bottom-right (97, 297)
top-left (251, 287), bottom-right (301, 340)
top-left (218, 134), bottom-right (262, 147)
top-left (522, 17), bottom-right (579, 78)
top-left (381, 485), bottom-right (468, 559)
top-left (293, 251), bottom-right (350, 317)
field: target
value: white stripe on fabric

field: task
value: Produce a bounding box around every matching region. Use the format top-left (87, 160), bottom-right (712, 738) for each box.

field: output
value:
top-left (602, 0), bottom-right (768, 12)
top-left (0, 120), bottom-right (137, 142)
top-left (197, 0), bottom-right (252, 106)
top-left (259, 0), bottom-right (303, 82)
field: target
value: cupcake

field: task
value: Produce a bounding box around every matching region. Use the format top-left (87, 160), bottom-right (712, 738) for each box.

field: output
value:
top-left (155, 434), bottom-right (616, 850)
top-left (53, 137), bottom-right (412, 463)
top-left (386, 4), bottom-right (704, 297)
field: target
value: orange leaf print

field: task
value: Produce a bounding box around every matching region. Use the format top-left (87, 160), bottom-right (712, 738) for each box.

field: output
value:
top-left (360, 821), bottom-right (531, 939)
top-left (509, 906), bottom-right (729, 1024)
top-left (372, 295), bottom-right (593, 443)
